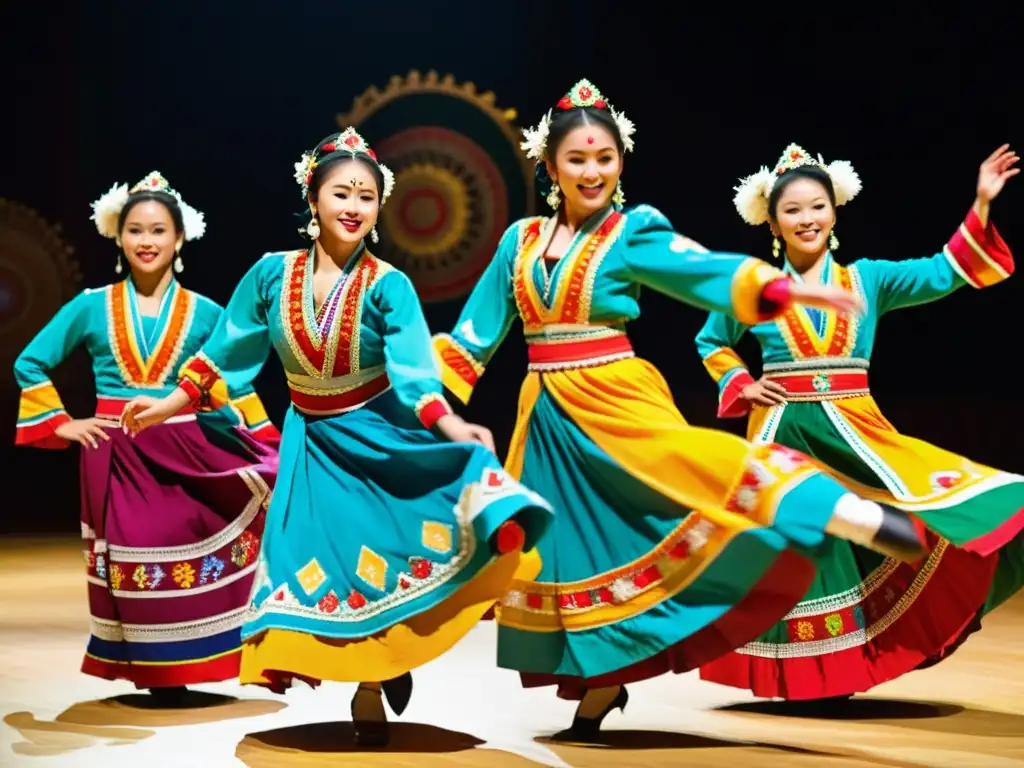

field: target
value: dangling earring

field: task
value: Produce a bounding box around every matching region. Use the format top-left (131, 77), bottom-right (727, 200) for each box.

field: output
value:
top-left (306, 216), bottom-right (321, 239)
top-left (771, 237), bottom-right (781, 259)
top-left (370, 227), bottom-right (379, 244)
top-left (173, 251), bottom-right (184, 274)
top-left (115, 253), bottom-right (123, 274)
top-left (546, 185), bottom-right (561, 210)
top-left (612, 180), bottom-right (625, 207)
top-left (829, 229), bottom-right (839, 251)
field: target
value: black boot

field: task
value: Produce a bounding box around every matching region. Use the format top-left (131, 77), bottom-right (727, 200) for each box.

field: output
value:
top-left (351, 684), bottom-right (389, 747)
top-left (567, 686), bottom-right (628, 740)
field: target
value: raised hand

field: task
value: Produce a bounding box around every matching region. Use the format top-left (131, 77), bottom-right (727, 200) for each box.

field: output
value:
top-left (977, 144), bottom-right (1019, 204)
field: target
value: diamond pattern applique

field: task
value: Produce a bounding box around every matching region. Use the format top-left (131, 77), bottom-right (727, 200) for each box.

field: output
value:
top-left (422, 521), bottom-right (454, 555)
top-left (296, 557), bottom-right (327, 596)
top-left (356, 546), bottom-right (388, 592)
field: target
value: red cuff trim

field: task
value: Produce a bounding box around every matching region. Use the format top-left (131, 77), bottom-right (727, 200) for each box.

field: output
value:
top-left (178, 378), bottom-right (203, 404)
top-left (946, 209), bottom-right (1014, 288)
top-left (757, 277), bottom-right (793, 321)
top-left (718, 370), bottom-right (755, 419)
top-left (15, 412), bottom-right (72, 449)
top-left (418, 396), bottom-right (453, 430)
top-left (965, 208), bottom-right (1013, 273)
top-left (185, 356), bottom-right (217, 377)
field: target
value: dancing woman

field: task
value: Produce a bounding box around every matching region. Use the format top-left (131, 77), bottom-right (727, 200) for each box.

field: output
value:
top-left (14, 172), bottom-right (279, 701)
top-left (694, 143), bottom-right (1023, 701)
top-left (120, 130), bottom-right (553, 745)
top-left (433, 79), bottom-right (925, 736)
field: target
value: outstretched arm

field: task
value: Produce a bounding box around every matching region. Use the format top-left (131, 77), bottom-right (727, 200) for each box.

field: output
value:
top-left (622, 205), bottom-right (863, 325)
top-left (866, 145), bottom-right (1017, 315)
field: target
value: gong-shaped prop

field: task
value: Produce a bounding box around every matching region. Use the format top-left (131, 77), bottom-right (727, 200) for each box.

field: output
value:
top-left (337, 70), bottom-right (533, 304)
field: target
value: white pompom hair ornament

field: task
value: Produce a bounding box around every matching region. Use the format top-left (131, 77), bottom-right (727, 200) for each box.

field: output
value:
top-left (733, 143), bottom-right (862, 226)
top-left (520, 78), bottom-right (636, 161)
top-left (90, 170), bottom-right (206, 241)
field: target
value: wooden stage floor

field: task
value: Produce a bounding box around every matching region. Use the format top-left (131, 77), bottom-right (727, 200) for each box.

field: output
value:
top-left (2, 537), bottom-right (1023, 767)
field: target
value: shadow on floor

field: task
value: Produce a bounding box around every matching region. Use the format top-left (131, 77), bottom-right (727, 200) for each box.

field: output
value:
top-left (719, 697), bottom-right (964, 722)
top-left (236, 720), bottom-right (510, 766)
top-left (62, 690), bottom-right (286, 728)
top-left (1, 691), bottom-right (287, 757)
top-left (537, 728), bottom-right (868, 767)
top-left (3, 710), bottom-right (154, 758)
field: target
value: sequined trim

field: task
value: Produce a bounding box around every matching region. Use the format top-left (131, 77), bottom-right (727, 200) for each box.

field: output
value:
top-left (280, 250), bottom-right (319, 376)
top-left (88, 561), bottom-right (258, 598)
top-left (330, 254), bottom-right (383, 376)
top-left (762, 370), bottom-right (870, 402)
top-left (107, 469), bottom-right (269, 562)
top-left (527, 351), bottom-right (635, 372)
top-left (285, 365), bottom-right (387, 396)
top-left (512, 219), bottom-right (545, 328)
top-left (560, 212), bottom-right (625, 323)
top-left (736, 540), bottom-right (948, 658)
top-left (762, 357), bottom-right (869, 373)
top-left (497, 516), bottom-right (722, 633)
top-left (434, 333), bottom-right (486, 375)
top-left (414, 392), bottom-right (452, 420)
top-left (244, 467), bottom-right (539, 625)
top-left (523, 324), bottom-right (625, 344)
top-left (90, 606), bottom-right (248, 643)
top-left (280, 250), bottom-right (392, 378)
top-left (775, 263), bottom-right (860, 360)
top-left (512, 211), bottom-right (625, 330)
top-left (107, 281), bottom-right (195, 388)
top-left (525, 330), bottom-right (634, 371)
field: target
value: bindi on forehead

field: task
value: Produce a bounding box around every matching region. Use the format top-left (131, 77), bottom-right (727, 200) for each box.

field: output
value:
top-left (587, 136), bottom-right (594, 144)
top-left (350, 177), bottom-right (364, 187)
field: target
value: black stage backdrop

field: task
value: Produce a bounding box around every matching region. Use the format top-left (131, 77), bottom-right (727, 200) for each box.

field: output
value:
top-left (1, 3), bottom-right (1021, 533)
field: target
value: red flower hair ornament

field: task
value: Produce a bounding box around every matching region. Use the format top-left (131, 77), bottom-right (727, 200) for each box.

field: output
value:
top-left (520, 78), bottom-right (636, 161)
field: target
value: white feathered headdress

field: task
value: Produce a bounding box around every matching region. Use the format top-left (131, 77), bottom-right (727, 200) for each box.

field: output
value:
top-left (294, 127), bottom-right (395, 205)
top-left (520, 78), bottom-right (636, 161)
top-left (90, 171), bottom-right (206, 240)
top-left (733, 143), bottom-right (862, 226)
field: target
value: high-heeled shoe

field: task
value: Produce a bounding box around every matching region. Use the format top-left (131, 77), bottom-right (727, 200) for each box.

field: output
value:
top-left (350, 684), bottom-right (389, 747)
top-left (872, 504), bottom-right (928, 563)
top-left (381, 672), bottom-right (413, 716)
top-left (567, 685), bottom-right (629, 740)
